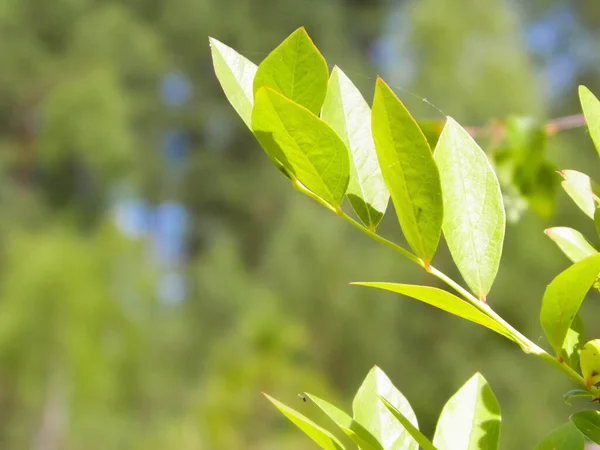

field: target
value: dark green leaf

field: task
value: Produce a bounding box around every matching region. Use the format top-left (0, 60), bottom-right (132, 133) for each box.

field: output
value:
top-left (321, 66), bottom-right (389, 229)
top-left (540, 254), bottom-right (600, 356)
top-left (535, 422), bottom-right (584, 450)
top-left (433, 373), bottom-right (501, 450)
top-left (351, 283), bottom-right (516, 343)
top-left (253, 27), bottom-right (328, 115)
top-left (371, 78), bottom-right (443, 263)
top-left (252, 87), bottom-right (350, 208)
top-left (209, 37), bottom-right (257, 129)
top-left (353, 366), bottom-right (418, 450)
top-left (263, 393), bottom-right (345, 450)
top-left (564, 389), bottom-right (594, 405)
top-left (434, 117), bottom-right (505, 300)
top-left (571, 410), bottom-right (600, 445)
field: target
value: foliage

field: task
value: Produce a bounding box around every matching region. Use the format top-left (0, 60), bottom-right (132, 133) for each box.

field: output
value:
top-left (212, 27), bottom-right (600, 449)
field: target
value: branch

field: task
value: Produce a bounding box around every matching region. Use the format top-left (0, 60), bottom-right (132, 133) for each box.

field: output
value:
top-left (463, 114), bottom-right (586, 139)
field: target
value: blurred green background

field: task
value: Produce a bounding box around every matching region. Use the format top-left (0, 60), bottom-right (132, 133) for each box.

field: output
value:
top-left (2, 0), bottom-right (600, 448)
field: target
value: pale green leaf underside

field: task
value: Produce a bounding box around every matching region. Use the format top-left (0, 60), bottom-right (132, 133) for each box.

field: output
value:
top-left (253, 27), bottom-right (328, 116)
top-left (560, 170), bottom-right (600, 219)
top-left (263, 393), bottom-right (345, 450)
top-left (579, 86), bottom-right (600, 158)
top-left (433, 373), bottom-right (501, 450)
top-left (371, 78), bottom-right (443, 262)
top-left (545, 227), bottom-right (597, 263)
top-left (321, 66), bottom-right (389, 229)
top-left (535, 422), bottom-right (584, 450)
top-left (252, 87), bottom-right (350, 207)
top-left (209, 37), bottom-right (258, 129)
top-left (352, 283), bottom-right (515, 343)
top-left (434, 117), bottom-right (505, 299)
top-left (571, 410), bottom-right (600, 445)
top-left (353, 366), bottom-right (418, 450)
top-left (540, 253), bottom-right (600, 356)
top-left (307, 393), bottom-right (383, 450)
top-left (379, 396), bottom-right (437, 450)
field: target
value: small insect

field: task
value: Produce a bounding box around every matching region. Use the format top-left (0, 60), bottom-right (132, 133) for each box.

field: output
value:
top-left (298, 394), bottom-right (307, 402)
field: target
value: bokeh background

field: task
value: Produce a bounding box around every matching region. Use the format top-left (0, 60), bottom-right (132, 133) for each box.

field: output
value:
top-left (2, 0), bottom-right (600, 448)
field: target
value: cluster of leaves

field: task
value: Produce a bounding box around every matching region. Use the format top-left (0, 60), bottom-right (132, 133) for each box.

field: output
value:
top-left (211, 27), bottom-right (600, 448)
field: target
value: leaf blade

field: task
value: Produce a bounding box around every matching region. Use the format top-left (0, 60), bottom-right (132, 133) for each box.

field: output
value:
top-left (535, 422), bottom-right (584, 450)
top-left (263, 393), bottom-right (345, 450)
top-left (371, 78), bottom-right (443, 262)
top-left (579, 86), bottom-right (600, 158)
top-left (433, 373), bottom-right (501, 450)
top-left (434, 117), bottom-right (506, 299)
top-left (209, 37), bottom-right (257, 129)
top-left (559, 170), bottom-right (600, 219)
top-left (321, 67), bottom-right (389, 229)
top-left (252, 87), bottom-right (350, 207)
top-left (379, 396), bottom-right (438, 450)
top-left (544, 227), bottom-right (597, 263)
top-left (571, 410), bottom-right (600, 445)
top-left (352, 366), bottom-right (418, 450)
top-left (306, 393), bottom-right (383, 450)
top-left (540, 253), bottom-right (600, 356)
top-left (352, 283), bottom-right (516, 343)
top-left (253, 27), bottom-right (328, 115)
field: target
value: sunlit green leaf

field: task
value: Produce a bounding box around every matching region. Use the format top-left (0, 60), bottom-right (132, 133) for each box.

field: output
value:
top-left (560, 314), bottom-right (586, 370)
top-left (253, 27), bottom-right (328, 115)
top-left (263, 393), bottom-right (345, 450)
top-left (544, 227), bottom-right (597, 263)
top-left (535, 422), bottom-right (584, 450)
top-left (252, 87), bottom-right (350, 208)
top-left (579, 86), bottom-right (600, 158)
top-left (353, 366), bottom-right (418, 450)
top-left (209, 37), bottom-right (258, 129)
top-left (379, 396), bottom-right (437, 450)
top-left (433, 373), bottom-right (501, 450)
top-left (571, 410), bottom-right (600, 445)
top-left (434, 117), bottom-right (506, 300)
top-left (559, 170), bottom-right (600, 219)
top-left (351, 283), bottom-right (516, 343)
top-left (321, 66), bottom-right (389, 229)
top-left (540, 254), bottom-right (600, 356)
top-left (306, 393), bottom-right (383, 450)
top-left (371, 78), bottom-right (443, 263)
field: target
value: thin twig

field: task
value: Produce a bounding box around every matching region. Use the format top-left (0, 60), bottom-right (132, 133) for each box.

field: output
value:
top-left (463, 114), bottom-right (586, 139)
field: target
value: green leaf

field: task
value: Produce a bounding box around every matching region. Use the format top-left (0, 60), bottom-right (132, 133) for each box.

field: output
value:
top-left (252, 87), bottom-right (350, 208)
top-left (535, 422), bottom-right (584, 450)
top-left (306, 393), bottom-right (383, 450)
top-left (253, 27), bottom-right (328, 116)
top-left (579, 86), bottom-right (600, 158)
top-left (209, 37), bottom-right (258, 129)
top-left (351, 283), bottom-right (516, 343)
top-left (564, 389), bottom-right (594, 405)
top-left (560, 314), bottom-right (586, 370)
top-left (571, 410), bottom-right (600, 445)
top-left (544, 227), bottom-right (597, 263)
top-left (540, 254), bottom-right (600, 356)
top-left (434, 117), bottom-right (505, 300)
top-left (321, 66), bottom-right (389, 229)
top-left (379, 396), bottom-right (438, 450)
top-left (352, 366), bottom-right (418, 450)
top-left (595, 207), bottom-right (600, 239)
top-left (371, 78), bottom-right (443, 263)
top-left (263, 393), bottom-right (345, 450)
top-left (433, 373), bottom-right (501, 450)
top-left (559, 170), bottom-right (600, 219)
